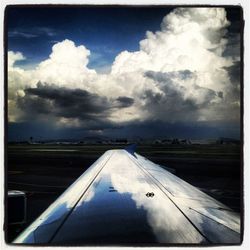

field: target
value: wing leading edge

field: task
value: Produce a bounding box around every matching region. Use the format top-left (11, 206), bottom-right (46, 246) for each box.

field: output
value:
top-left (13, 149), bottom-right (241, 245)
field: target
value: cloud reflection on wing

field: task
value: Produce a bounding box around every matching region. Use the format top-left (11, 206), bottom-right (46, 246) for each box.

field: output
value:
top-left (107, 151), bottom-right (206, 243)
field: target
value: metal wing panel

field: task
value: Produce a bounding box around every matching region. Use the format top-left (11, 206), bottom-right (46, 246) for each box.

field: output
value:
top-left (182, 207), bottom-right (240, 243)
top-left (131, 152), bottom-right (241, 242)
top-left (13, 150), bottom-right (114, 243)
top-left (134, 153), bottom-right (226, 206)
top-left (51, 150), bottom-right (206, 244)
top-left (188, 207), bottom-right (240, 233)
top-left (13, 149), bottom-right (241, 244)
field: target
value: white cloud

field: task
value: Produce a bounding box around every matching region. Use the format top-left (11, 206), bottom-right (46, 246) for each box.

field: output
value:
top-left (8, 8), bottom-right (240, 128)
top-left (8, 51), bottom-right (26, 68)
top-left (112, 8), bottom-right (232, 79)
top-left (34, 39), bottom-right (97, 88)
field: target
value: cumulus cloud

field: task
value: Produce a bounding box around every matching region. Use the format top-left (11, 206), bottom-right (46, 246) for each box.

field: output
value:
top-left (34, 39), bottom-right (97, 88)
top-left (112, 8), bottom-right (231, 74)
top-left (8, 8), bottom-right (241, 137)
top-left (8, 51), bottom-right (26, 68)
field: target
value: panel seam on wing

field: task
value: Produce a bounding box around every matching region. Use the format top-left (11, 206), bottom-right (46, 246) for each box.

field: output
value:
top-left (48, 151), bottom-right (115, 243)
top-left (125, 151), bottom-right (211, 243)
top-left (188, 207), bottom-right (240, 234)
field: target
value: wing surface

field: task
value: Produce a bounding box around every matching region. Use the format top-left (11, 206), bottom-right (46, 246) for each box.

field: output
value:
top-left (13, 149), bottom-right (241, 245)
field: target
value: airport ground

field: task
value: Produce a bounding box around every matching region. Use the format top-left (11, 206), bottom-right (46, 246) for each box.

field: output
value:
top-left (6, 143), bottom-right (242, 243)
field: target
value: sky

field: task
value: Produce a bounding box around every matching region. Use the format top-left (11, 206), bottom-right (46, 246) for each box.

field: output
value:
top-left (7, 6), bottom-right (242, 141)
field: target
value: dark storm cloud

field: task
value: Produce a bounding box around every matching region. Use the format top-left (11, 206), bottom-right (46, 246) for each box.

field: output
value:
top-left (17, 82), bottom-right (134, 130)
top-left (19, 82), bottom-right (134, 119)
top-left (223, 32), bottom-right (240, 59)
top-left (116, 96), bottom-right (134, 108)
top-left (142, 90), bottom-right (164, 105)
top-left (23, 82), bottom-right (111, 118)
top-left (192, 85), bottom-right (218, 106)
top-left (143, 70), bottom-right (218, 122)
top-left (145, 70), bottom-right (218, 106)
top-left (17, 92), bottom-right (53, 115)
top-left (225, 61), bottom-right (240, 84)
top-left (145, 70), bottom-right (193, 82)
top-left (223, 61), bottom-right (241, 105)
top-left (217, 91), bottom-right (223, 99)
top-left (223, 8), bottom-right (241, 60)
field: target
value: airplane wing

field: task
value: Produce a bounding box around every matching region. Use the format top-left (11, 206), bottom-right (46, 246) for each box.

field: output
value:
top-left (13, 148), bottom-right (241, 245)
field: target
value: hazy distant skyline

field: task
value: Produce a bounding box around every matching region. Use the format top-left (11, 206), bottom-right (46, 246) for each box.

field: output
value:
top-left (7, 6), bottom-right (242, 141)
